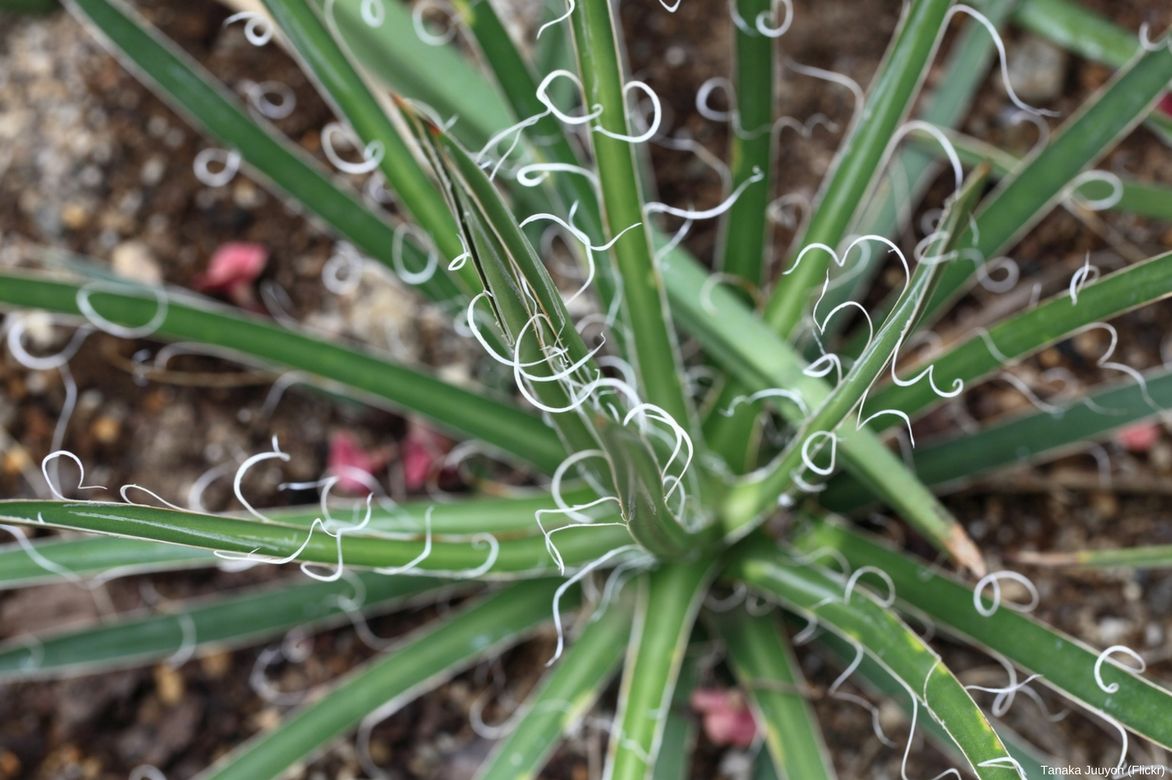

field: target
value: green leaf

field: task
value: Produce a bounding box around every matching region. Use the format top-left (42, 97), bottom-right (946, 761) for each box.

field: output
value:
top-left (923, 40), bottom-right (1172, 322)
top-left (0, 500), bottom-right (631, 578)
top-left (259, 0), bottom-right (478, 292)
top-left (414, 118), bottom-right (709, 557)
top-left (65, 0), bottom-right (462, 306)
top-left (722, 169), bottom-right (988, 539)
top-left (567, 0), bottom-right (694, 428)
top-left (447, 0), bottom-right (623, 333)
top-left (719, 0), bottom-right (776, 288)
top-left (729, 539), bottom-right (1018, 780)
top-left (313, 0), bottom-right (513, 149)
top-left (650, 648), bottom-right (701, 780)
top-left (202, 580), bottom-right (569, 780)
top-left (703, 0), bottom-right (780, 473)
top-left (475, 597), bottom-right (631, 780)
top-left (823, 365), bottom-right (1172, 510)
top-left (606, 561), bottom-right (715, 779)
top-left (868, 249), bottom-right (1172, 423)
top-left (907, 126), bottom-right (1172, 221)
top-left (0, 571), bottom-right (442, 680)
top-left (1015, 545), bottom-right (1172, 571)
top-left (810, 625), bottom-right (1053, 779)
top-left (794, 519), bottom-right (1172, 750)
top-left (0, 534), bottom-right (213, 590)
top-left (1010, 0), bottom-right (1172, 142)
top-left (407, 108), bottom-right (611, 462)
top-left (663, 249), bottom-right (978, 571)
top-left (0, 271), bottom-right (565, 472)
top-left (1012, 0), bottom-right (1138, 67)
top-left (0, 488), bottom-right (603, 589)
top-left (710, 609), bottom-right (836, 780)
top-left (763, 0), bottom-right (953, 338)
top-left (595, 423), bottom-right (701, 560)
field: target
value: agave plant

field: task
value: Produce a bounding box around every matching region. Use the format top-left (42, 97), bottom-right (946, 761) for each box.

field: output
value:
top-left (2, 0), bottom-right (1172, 777)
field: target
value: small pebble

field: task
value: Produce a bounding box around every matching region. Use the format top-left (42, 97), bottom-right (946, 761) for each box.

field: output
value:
top-left (153, 664), bottom-right (185, 705)
top-left (112, 240), bottom-right (163, 284)
top-left (90, 415), bottom-right (122, 445)
top-left (0, 749), bottom-right (21, 779)
top-left (60, 201), bottom-right (89, 230)
top-left (200, 651), bottom-right (231, 680)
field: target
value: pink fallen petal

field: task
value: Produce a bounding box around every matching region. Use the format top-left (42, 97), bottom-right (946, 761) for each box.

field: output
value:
top-left (690, 688), bottom-right (731, 713)
top-left (1159, 93), bottom-right (1172, 117)
top-left (690, 687), bottom-right (758, 747)
top-left (328, 430), bottom-right (388, 494)
top-left (1115, 422), bottom-right (1160, 453)
top-left (401, 433), bottom-right (435, 492)
top-left (194, 242), bottom-right (268, 309)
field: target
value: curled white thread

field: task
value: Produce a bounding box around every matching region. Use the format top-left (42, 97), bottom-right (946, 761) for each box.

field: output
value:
top-left (363, 171), bottom-right (397, 208)
top-left (187, 463), bottom-right (233, 514)
top-left (536, 0), bottom-right (575, 39)
top-left (361, 0), bottom-right (385, 27)
top-left (298, 493), bottom-right (374, 582)
top-left (723, 388), bottom-right (810, 417)
top-left (536, 69), bottom-right (601, 126)
top-left (167, 612), bottom-right (198, 667)
top-left (1138, 23), bottom-right (1171, 53)
top-left (233, 436), bottom-right (291, 523)
top-left (547, 545), bottom-right (637, 666)
top-left (977, 757), bottom-right (1026, 778)
top-left (965, 670), bottom-right (1043, 718)
top-left (2, 524), bottom-right (84, 584)
top-left (894, 121), bottom-right (964, 195)
top-left (730, 0), bottom-right (793, 38)
top-left (1093, 644), bottom-right (1147, 695)
top-left (785, 58), bottom-right (864, 121)
top-left (645, 167), bottom-right (764, 220)
top-left (412, 0), bottom-right (457, 45)
top-left (594, 80), bottom-right (663, 143)
top-left (536, 496), bottom-right (624, 574)
top-left (392, 223), bottom-right (439, 286)
top-left (77, 281), bottom-right (168, 339)
top-left (974, 253), bottom-right (1020, 294)
top-left (947, 5), bottom-right (1059, 117)
top-left (830, 642), bottom-right (899, 748)
top-left (250, 645), bottom-right (305, 706)
top-left (800, 430), bottom-right (838, 480)
top-left (5, 316), bottom-right (89, 370)
top-left (766, 192), bottom-right (810, 229)
top-left (193, 148), bottom-right (241, 187)
top-left (1066, 170), bottom-right (1123, 212)
top-left (321, 122), bottom-right (384, 175)
top-left (41, 450), bottom-right (105, 501)
top-left (1068, 253), bottom-right (1099, 305)
top-left (240, 79), bottom-right (296, 120)
top-left (842, 565), bottom-right (896, 607)
top-left (521, 209), bottom-right (639, 305)
top-left (119, 484), bottom-right (186, 511)
top-left (374, 509), bottom-right (433, 575)
top-left (516, 162), bottom-right (599, 188)
top-left (214, 517), bottom-right (328, 567)
top-left (1077, 322), bottom-right (1161, 412)
top-left (699, 273), bottom-right (758, 315)
top-left (972, 570), bottom-right (1040, 617)
top-left (549, 453), bottom-right (605, 521)
top-left (322, 242), bottom-right (365, 295)
top-left (696, 77), bottom-right (733, 122)
top-left (224, 11), bottom-right (273, 46)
